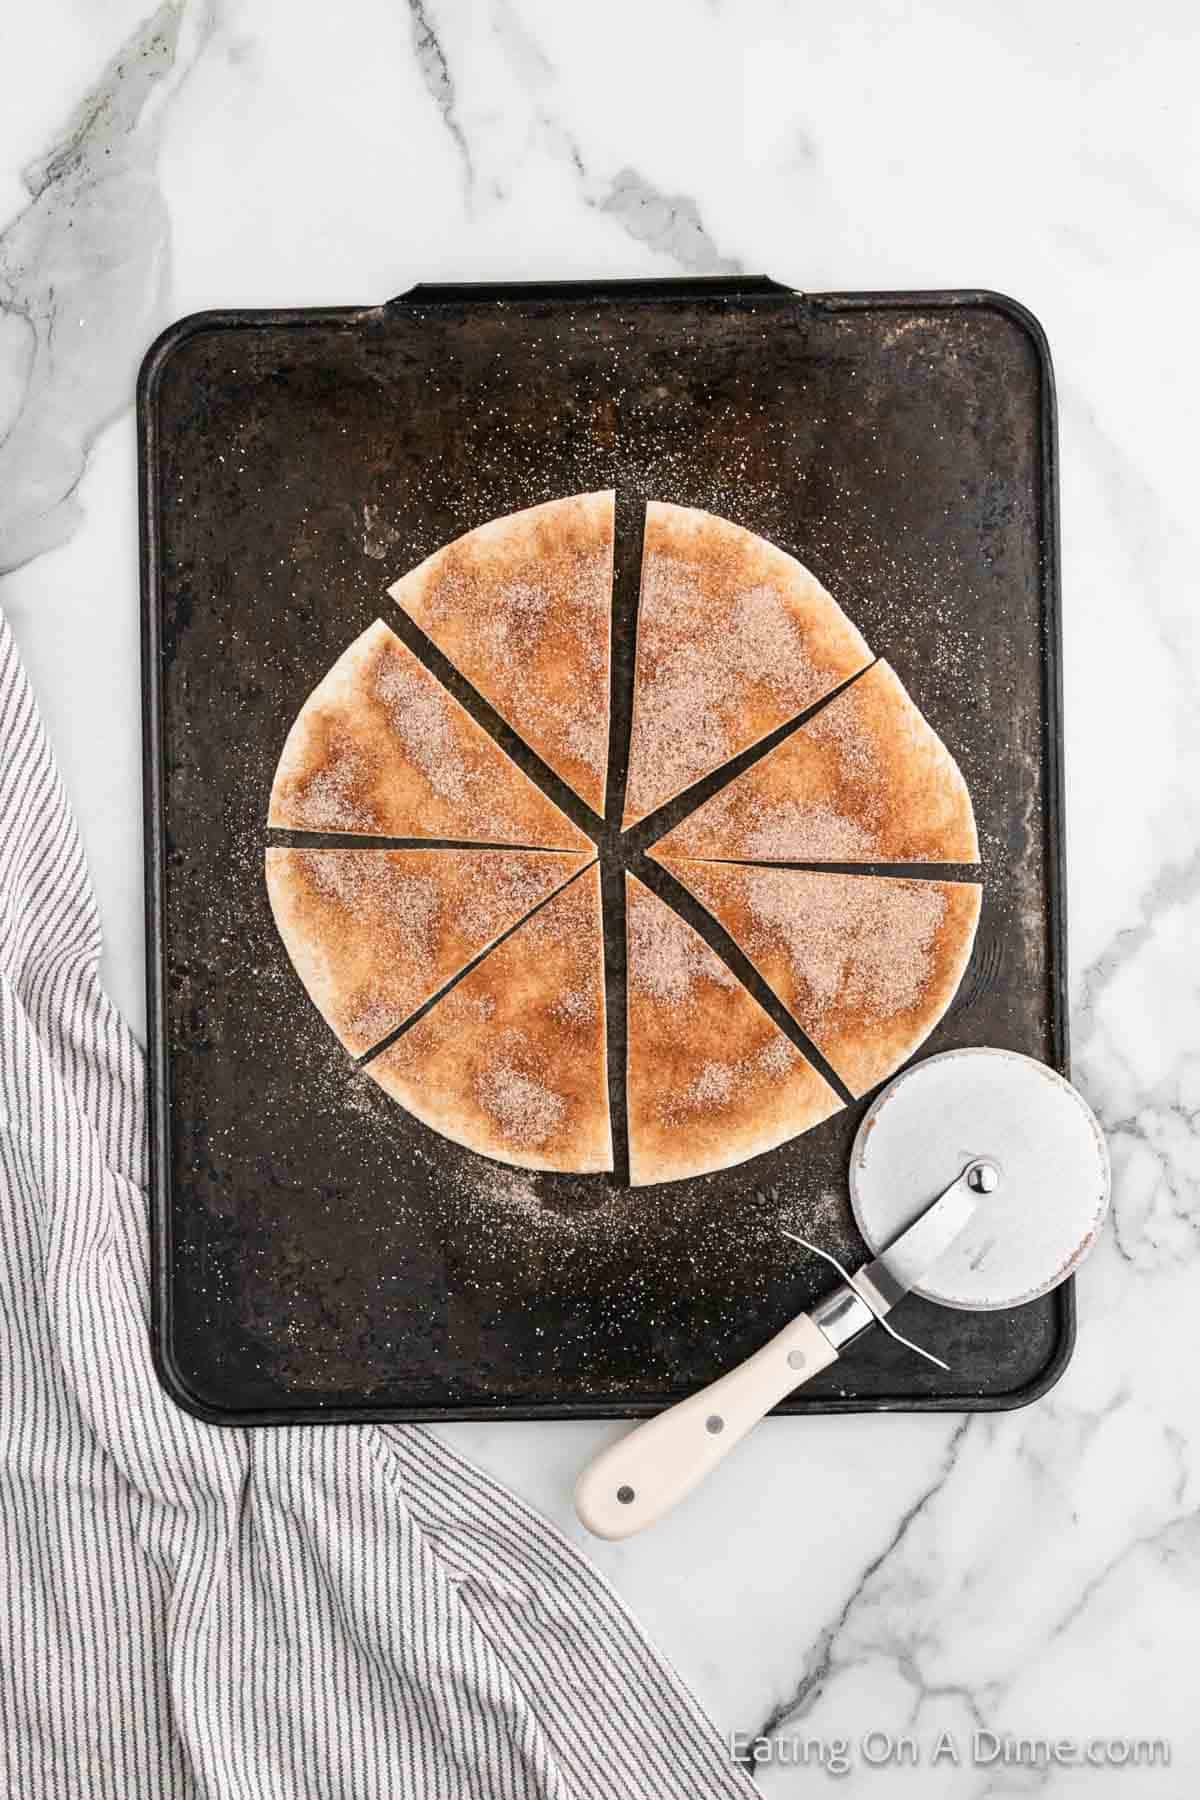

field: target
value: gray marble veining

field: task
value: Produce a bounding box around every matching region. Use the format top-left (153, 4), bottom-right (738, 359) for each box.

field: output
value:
top-left (0, 1), bottom-right (203, 572)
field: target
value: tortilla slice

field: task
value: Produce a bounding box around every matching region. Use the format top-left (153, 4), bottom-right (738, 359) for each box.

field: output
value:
top-left (268, 620), bottom-right (591, 851)
top-left (659, 859), bottom-right (982, 1098)
top-left (265, 846), bottom-right (590, 1058)
top-left (624, 875), bottom-right (841, 1185)
top-left (388, 492), bottom-right (614, 816)
top-left (621, 503), bottom-right (872, 828)
top-left (368, 864), bottom-right (612, 1173)
top-left (652, 661), bottom-right (978, 864)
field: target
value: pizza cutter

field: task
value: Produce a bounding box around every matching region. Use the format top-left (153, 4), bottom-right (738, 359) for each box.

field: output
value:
top-left (575, 1048), bottom-right (1109, 1539)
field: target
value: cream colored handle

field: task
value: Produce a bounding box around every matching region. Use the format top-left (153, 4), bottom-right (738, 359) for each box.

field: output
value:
top-left (574, 1313), bottom-right (838, 1539)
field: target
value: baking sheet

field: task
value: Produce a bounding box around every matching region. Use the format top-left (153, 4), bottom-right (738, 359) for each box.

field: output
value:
top-left (140, 276), bottom-right (1068, 1422)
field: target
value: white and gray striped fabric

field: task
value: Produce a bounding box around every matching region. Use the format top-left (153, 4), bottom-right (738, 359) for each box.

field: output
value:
top-left (0, 609), bottom-right (753, 1799)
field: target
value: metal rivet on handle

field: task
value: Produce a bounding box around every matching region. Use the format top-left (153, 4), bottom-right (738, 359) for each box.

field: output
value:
top-left (706, 1415), bottom-right (724, 1435)
top-left (787, 1349), bottom-right (807, 1370)
top-left (617, 1485), bottom-right (635, 1505)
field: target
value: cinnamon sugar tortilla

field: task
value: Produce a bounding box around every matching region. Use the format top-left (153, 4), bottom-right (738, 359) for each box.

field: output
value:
top-left (661, 860), bottom-right (981, 1097)
top-left (267, 497), bottom-right (982, 1182)
top-left (268, 620), bottom-right (591, 850)
top-left (621, 503), bottom-right (872, 827)
top-left (652, 660), bottom-right (978, 863)
top-left (388, 493), bottom-right (614, 816)
top-left (265, 846), bottom-right (589, 1057)
top-left (624, 875), bottom-right (841, 1185)
top-left (369, 865), bottom-right (612, 1173)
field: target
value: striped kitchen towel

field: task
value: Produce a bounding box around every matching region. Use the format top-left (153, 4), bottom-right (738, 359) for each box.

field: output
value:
top-left (0, 607), bottom-right (753, 1800)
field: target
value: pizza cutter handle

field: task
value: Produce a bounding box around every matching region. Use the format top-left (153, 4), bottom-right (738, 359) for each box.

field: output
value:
top-left (574, 1313), bottom-right (838, 1539)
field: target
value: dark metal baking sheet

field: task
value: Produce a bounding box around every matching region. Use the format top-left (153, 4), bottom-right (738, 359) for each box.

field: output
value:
top-left (139, 276), bottom-right (1068, 1424)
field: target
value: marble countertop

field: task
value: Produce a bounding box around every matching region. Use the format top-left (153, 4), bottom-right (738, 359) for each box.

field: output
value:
top-left (3, 2), bottom-right (1198, 1792)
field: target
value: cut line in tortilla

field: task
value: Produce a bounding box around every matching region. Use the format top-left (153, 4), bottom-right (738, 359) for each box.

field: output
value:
top-left (658, 858), bottom-right (982, 1099)
top-left (388, 492), bottom-right (614, 816)
top-left (651, 660), bottom-right (978, 864)
top-left (265, 845), bottom-right (591, 1058)
top-left (624, 874), bottom-right (841, 1185)
top-left (368, 865), bottom-right (612, 1174)
top-left (268, 620), bottom-right (592, 852)
top-left (622, 502), bottom-right (872, 828)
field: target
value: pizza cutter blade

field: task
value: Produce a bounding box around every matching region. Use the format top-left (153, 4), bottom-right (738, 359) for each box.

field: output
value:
top-left (850, 1048), bottom-right (1110, 1311)
top-left (575, 1048), bottom-right (1109, 1540)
